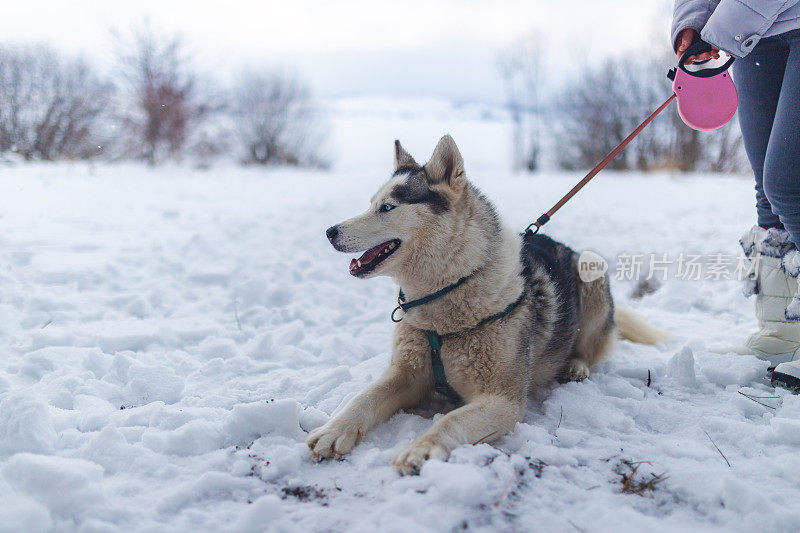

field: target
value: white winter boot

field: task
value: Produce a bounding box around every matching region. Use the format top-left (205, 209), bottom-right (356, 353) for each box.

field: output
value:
top-left (735, 226), bottom-right (800, 368)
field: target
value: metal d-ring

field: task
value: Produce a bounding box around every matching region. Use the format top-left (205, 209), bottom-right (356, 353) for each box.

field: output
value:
top-left (391, 305), bottom-right (405, 322)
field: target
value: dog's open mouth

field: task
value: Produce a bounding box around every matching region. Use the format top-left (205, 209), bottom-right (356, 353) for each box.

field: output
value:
top-left (349, 239), bottom-right (401, 277)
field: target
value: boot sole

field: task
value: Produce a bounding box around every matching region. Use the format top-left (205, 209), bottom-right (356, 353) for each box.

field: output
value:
top-left (771, 371), bottom-right (800, 393)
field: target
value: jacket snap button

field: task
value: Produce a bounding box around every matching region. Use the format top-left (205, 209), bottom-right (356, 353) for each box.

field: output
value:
top-left (735, 35), bottom-right (742, 41)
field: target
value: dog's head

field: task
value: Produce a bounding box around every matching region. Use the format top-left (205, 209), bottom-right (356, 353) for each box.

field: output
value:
top-left (326, 135), bottom-right (468, 280)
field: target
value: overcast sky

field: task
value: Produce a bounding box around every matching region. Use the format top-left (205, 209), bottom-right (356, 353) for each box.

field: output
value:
top-left (2, 0), bottom-right (672, 102)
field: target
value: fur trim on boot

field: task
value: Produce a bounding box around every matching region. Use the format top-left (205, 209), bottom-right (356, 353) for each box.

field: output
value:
top-left (738, 226), bottom-right (800, 366)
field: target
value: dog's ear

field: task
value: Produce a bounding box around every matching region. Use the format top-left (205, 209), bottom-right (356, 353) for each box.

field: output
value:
top-left (424, 135), bottom-right (465, 189)
top-left (394, 140), bottom-right (418, 171)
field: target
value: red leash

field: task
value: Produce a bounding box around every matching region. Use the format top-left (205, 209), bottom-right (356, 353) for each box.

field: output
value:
top-left (526, 92), bottom-right (677, 234)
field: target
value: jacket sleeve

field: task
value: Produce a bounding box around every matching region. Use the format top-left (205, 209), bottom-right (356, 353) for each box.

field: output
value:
top-left (701, 0), bottom-right (800, 57)
top-left (671, 0), bottom-right (716, 51)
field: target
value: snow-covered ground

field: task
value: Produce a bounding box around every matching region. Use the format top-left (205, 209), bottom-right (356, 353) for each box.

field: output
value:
top-left (1, 159), bottom-right (799, 532)
top-left (1, 92), bottom-right (799, 531)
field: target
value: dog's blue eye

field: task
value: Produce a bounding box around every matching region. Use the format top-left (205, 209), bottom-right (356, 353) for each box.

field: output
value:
top-left (380, 203), bottom-right (395, 212)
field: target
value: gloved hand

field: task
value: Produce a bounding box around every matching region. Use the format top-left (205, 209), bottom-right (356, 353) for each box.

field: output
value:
top-left (675, 28), bottom-right (721, 63)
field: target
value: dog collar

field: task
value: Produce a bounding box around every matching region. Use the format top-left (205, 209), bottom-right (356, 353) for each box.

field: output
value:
top-left (391, 275), bottom-right (469, 323)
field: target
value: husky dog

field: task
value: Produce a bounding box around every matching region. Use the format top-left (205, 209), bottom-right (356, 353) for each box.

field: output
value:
top-left (307, 135), bottom-right (664, 475)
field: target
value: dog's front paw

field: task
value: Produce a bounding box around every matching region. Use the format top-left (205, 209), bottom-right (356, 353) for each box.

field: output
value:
top-left (392, 437), bottom-right (449, 475)
top-left (306, 418), bottom-right (364, 461)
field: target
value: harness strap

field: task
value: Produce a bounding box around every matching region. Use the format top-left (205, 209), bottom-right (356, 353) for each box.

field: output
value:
top-left (424, 290), bottom-right (527, 402)
top-left (426, 331), bottom-right (458, 400)
top-left (452, 291), bottom-right (528, 335)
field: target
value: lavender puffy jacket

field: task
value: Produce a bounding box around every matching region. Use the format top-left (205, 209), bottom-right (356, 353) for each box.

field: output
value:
top-left (672, 0), bottom-right (800, 57)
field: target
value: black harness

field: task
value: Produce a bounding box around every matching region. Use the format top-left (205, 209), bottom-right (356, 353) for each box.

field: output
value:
top-left (391, 277), bottom-right (526, 402)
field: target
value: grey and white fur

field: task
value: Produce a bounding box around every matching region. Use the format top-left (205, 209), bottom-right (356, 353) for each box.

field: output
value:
top-left (308, 135), bottom-right (666, 475)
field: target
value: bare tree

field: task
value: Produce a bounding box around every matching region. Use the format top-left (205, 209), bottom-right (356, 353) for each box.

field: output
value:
top-left (0, 44), bottom-right (110, 161)
top-left (705, 117), bottom-right (747, 172)
top-left (112, 22), bottom-right (207, 165)
top-left (553, 57), bottom-right (645, 171)
top-left (497, 35), bottom-right (542, 172)
top-left (552, 51), bottom-right (746, 173)
top-left (231, 70), bottom-right (327, 167)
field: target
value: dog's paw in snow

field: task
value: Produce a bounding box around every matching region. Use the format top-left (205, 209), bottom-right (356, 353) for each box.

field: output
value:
top-left (305, 419), bottom-right (365, 460)
top-left (392, 437), bottom-right (448, 475)
top-left (566, 359), bottom-right (590, 381)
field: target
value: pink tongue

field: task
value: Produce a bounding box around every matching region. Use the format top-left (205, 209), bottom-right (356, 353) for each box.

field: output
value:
top-left (350, 244), bottom-right (385, 270)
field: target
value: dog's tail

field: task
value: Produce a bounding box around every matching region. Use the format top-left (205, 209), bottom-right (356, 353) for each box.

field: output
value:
top-left (615, 307), bottom-right (669, 345)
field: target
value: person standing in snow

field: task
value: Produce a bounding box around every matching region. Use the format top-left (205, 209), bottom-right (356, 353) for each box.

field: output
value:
top-left (672, 0), bottom-right (800, 391)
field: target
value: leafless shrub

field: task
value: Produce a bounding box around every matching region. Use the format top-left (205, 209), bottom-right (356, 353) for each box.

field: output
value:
top-left (552, 52), bottom-right (747, 173)
top-left (0, 44), bottom-right (111, 161)
top-left (111, 22), bottom-right (209, 165)
top-left (231, 70), bottom-right (328, 168)
top-left (497, 34), bottom-right (542, 172)
top-left (615, 459), bottom-right (668, 496)
top-left (702, 115), bottom-right (747, 172)
top-left (553, 56), bottom-right (669, 171)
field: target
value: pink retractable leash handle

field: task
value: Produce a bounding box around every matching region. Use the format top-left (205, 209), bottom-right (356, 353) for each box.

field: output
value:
top-left (668, 40), bottom-right (738, 131)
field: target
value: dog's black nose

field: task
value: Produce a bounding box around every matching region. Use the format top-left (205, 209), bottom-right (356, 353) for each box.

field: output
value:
top-left (326, 225), bottom-right (339, 242)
